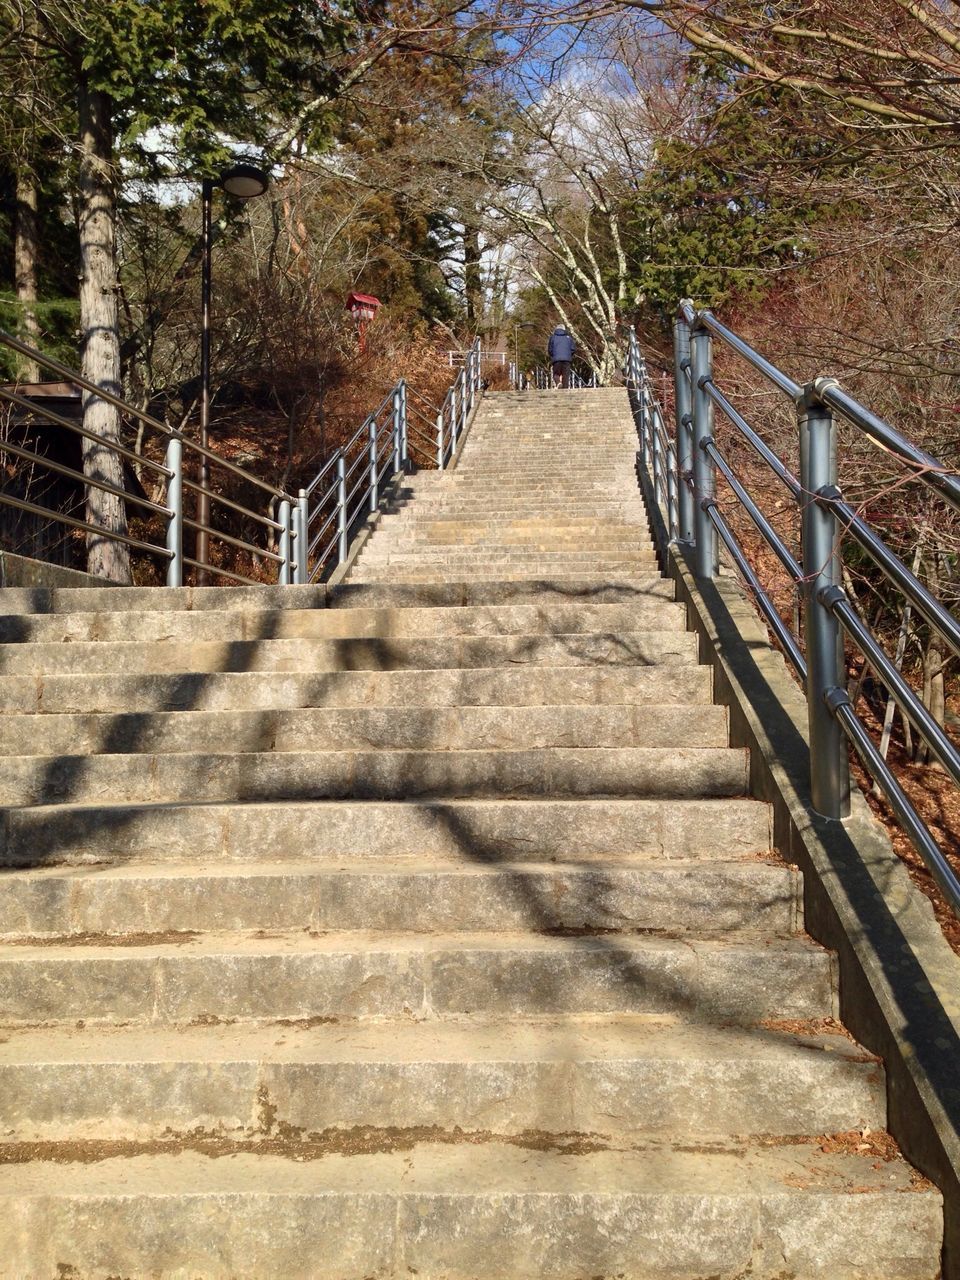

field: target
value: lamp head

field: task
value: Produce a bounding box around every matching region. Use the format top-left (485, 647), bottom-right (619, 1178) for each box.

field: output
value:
top-left (219, 162), bottom-right (269, 199)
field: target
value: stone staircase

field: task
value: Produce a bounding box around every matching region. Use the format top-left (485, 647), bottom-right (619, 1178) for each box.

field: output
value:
top-left (0, 387), bottom-right (942, 1277)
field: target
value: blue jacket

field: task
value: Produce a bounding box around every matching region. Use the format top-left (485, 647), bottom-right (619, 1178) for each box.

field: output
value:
top-left (548, 329), bottom-right (575, 362)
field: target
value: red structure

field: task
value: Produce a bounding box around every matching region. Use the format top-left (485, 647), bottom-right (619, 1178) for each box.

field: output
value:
top-left (346, 292), bottom-right (381, 354)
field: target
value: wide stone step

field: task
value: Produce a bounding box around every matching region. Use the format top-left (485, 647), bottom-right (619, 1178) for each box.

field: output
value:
top-left (355, 550), bottom-right (657, 564)
top-left (0, 583), bottom-right (327, 616)
top-left (367, 534), bottom-right (654, 549)
top-left (0, 702), bottom-right (728, 756)
top-left (0, 744), bottom-right (749, 805)
top-left (0, 796), bottom-right (771, 866)
top-left (0, 630), bottom-right (698, 675)
top-left (0, 930), bottom-right (834, 1026)
top-left (0, 600), bottom-right (685, 645)
top-left (327, 577), bottom-right (674, 607)
top-left (324, 577), bottom-right (670, 606)
top-left (0, 664), bottom-right (712, 715)
top-left (348, 569), bottom-right (668, 584)
top-left (0, 858), bottom-right (795, 938)
top-left (0, 1142), bottom-right (939, 1279)
top-left (0, 1017), bottom-right (884, 1143)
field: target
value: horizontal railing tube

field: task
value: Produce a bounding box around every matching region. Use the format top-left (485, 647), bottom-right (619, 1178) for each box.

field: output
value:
top-left (828, 689), bottom-right (960, 917)
top-left (819, 490), bottom-right (960, 661)
top-left (703, 439), bottom-right (802, 583)
top-left (707, 502), bottom-right (807, 679)
top-left (703, 381), bottom-right (802, 499)
top-left (818, 381), bottom-right (960, 516)
top-left (821, 585), bottom-right (960, 787)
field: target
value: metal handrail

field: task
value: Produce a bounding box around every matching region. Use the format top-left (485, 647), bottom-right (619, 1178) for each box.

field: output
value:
top-left (627, 310), bottom-right (960, 920)
top-left (299, 338), bottom-right (483, 580)
top-left (0, 331), bottom-right (299, 586)
top-left (0, 331), bottom-right (483, 590)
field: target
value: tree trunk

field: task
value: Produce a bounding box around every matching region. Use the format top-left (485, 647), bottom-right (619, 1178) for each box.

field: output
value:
top-left (463, 223), bottom-right (482, 328)
top-left (77, 81), bottom-right (131, 583)
top-left (14, 174), bottom-right (40, 384)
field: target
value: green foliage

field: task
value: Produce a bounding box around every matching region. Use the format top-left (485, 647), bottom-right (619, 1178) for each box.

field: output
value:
top-left (0, 292), bottom-right (79, 380)
top-left (61, 0), bottom-right (363, 168)
top-left (623, 82), bottom-right (852, 318)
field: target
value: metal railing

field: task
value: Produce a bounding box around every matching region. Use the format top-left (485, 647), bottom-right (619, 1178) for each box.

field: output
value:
top-left (0, 332), bottom-right (483, 587)
top-left (299, 338), bottom-right (481, 581)
top-left (516, 364), bottom-right (599, 390)
top-left (626, 306), bottom-right (960, 919)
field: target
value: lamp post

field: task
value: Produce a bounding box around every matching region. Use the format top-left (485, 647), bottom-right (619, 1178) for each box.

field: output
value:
top-left (197, 162), bottom-right (269, 581)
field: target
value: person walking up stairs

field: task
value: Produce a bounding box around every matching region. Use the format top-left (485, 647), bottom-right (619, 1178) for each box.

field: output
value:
top-left (0, 387), bottom-right (942, 1276)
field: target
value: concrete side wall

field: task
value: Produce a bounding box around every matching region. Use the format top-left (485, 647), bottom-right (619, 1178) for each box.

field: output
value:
top-left (0, 551), bottom-right (116, 590)
top-left (641, 471), bottom-right (960, 1275)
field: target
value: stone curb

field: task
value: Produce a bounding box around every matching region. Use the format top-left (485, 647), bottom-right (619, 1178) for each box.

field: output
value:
top-left (644, 480), bottom-right (960, 1276)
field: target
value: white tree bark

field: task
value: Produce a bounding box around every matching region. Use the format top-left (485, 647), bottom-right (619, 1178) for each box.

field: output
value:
top-left (14, 173), bottom-right (40, 384)
top-left (77, 81), bottom-right (131, 583)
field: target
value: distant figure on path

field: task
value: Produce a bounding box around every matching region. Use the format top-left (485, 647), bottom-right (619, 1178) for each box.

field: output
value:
top-left (548, 326), bottom-right (575, 388)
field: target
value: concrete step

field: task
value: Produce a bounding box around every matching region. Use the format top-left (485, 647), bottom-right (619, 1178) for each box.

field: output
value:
top-left (348, 570), bottom-right (670, 584)
top-left (0, 744), bottom-right (750, 805)
top-left (0, 583), bottom-right (327, 616)
top-left (0, 930), bottom-right (835, 1026)
top-left (365, 535), bottom-right (654, 549)
top-left (327, 576), bottom-right (674, 607)
top-left (0, 664), bottom-right (712, 715)
top-left (0, 630), bottom-right (698, 675)
top-left (0, 1017), bottom-right (884, 1143)
top-left (0, 796), bottom-right (772, 867)
top-left (0, 1141), bottom-right (939, 1279)
top-left (0, 857), bottom-right (795, 938)
top-left (355, 549), bottom-right (657, 562)
top-left (0, 702), bottom-right (729, 756)
top-left (0, 600), bottom-right (685, 645)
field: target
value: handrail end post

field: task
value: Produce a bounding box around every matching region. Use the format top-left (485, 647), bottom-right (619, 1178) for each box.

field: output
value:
top-left (278, 498), bottom-right (292, 586)
top-left (295, 490), bottom-right (309, 585)
top-left (690, 325), bottom-right (718, 578)
top-left (164, 436), bottom-right (183, 588)
top-left (799, 386), bottom-right (851, 819)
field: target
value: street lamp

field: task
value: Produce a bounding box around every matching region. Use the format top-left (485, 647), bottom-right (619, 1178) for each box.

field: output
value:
top-left (197, 161), bottom-right (270, 580)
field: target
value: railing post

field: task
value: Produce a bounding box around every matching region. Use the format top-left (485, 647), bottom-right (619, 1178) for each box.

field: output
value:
top-left (451, 379), bottom-right (459, 455)
top-left (690, 318), bottom-right (718, 579)
top-left (295, 490), bottom-right (308, 584)
top-left (652, 402), bottom-right (663, 505)
top-left (799, 382), bottom-right (851, 820)
top-left (369, 416), bottom-right (378, 512)
top-left (278, 498), bottom-right (292, 585)
top-left (337, 450), bottom-right (347, 563)
top-left (673, 313), bottom-right (695, 543)
top-left (665, 434), bottom-right (679, 541)
top-left (436, 408), bottom-right (445, 471)
top-left (164, 436), bottom-right (183, 587)
top-left (392, 385), bottom-right (402, 475)
top-left (400, 381), bottom-right (408, 466)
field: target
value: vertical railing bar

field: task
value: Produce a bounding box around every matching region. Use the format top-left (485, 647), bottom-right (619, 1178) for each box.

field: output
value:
top-left (165, 437), bottom-right (183, 588)
top-left (673, 309), bottom-right (695, 543)
top-left (337, 451), bottom-right (347, 563)
top-left (278, 498), bottom-right (291, 585)
top-left (369, 416), bottom-right (378, 513)
top-left (690, 319), bottom-right (718, 579)
top-left (295, 490), bottom-right (308, 585)
top-left (799, 383), bottom-right (851, 819)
